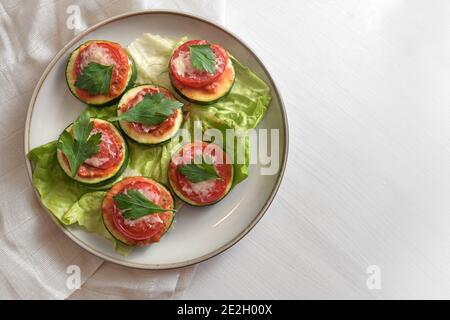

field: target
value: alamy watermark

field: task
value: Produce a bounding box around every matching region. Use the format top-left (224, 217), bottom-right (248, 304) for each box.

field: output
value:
top-left (66, 5), bottom-right (84, 34)
top-left (66, 264), bottom-right (81, 290)
top-left (366, 265), bottom-right (381, 290)
top-left (168, 120), bottom-right (281, 176)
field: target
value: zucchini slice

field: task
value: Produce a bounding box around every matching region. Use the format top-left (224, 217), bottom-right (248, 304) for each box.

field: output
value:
top-left (116, 85), bottom-right (183, 145)
top-left (168, 142), bottom-right (234, 206)
top-left (66, 40), bottom-right (136, 106)
top-left (170, 59), bottom-right (235, 105)
top-left (57, 118), bottom-right (129, 189)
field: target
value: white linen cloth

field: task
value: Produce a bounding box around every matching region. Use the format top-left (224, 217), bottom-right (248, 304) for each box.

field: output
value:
top-left (0, 0), bottom-right (226, 300)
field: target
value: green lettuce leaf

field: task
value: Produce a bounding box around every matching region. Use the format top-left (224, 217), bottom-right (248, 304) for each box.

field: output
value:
top-left (27, 142), bottom-right (132, 255)
top-left (27, 141), bottom-right (91, 221)
top-left (83, 104), bottom-right (117, 119)
top-left (127, 33), bottom-right (188, 88)
top-left (126, 140), bottom-right (176, 184)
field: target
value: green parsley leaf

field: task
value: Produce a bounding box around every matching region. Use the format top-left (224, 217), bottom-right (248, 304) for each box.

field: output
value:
top-left (113, 189), bottom-right (174, 220)
top-left (109, 92), bottom-right (183, 126)
top-left (57, 113), bottom-right (102, 177)
top-left (74, 62), bottom-right (114, 95)
top-left (73, 110), bottom-right (94, 141)
top-left (179, 156), bottom-right (220, 183)
top-left (189, 44), bottom-right (216, 74)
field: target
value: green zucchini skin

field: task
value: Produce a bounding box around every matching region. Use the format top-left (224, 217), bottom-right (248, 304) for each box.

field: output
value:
top-left (102, 214), bottom-right (132, 246)
top-left (57, 119), bottom-right (129, 188)
top-left (102, 213), bottom-right (131, 247)
top-left (122, 133), bottom-right (174, 148)
top-left (125, 52), bottom-right (138, 91)
top-left (170, 76), bottom-right (235, 106)
top-left (65, 40), bottom-right (136, 107)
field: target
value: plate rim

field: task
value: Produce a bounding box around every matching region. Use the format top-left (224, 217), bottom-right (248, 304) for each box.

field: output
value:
top-left (23, 10), bottom-right (289, 270)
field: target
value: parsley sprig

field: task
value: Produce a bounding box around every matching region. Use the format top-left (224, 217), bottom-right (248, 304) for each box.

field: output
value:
top-left (113, 189), bottom-right (174, 220)
top-left (189, 44), bottom-right (216, 74)
top-left (57, 113), bottom-right (102, 177)
top-left (75, 62), bottom-right (114, 95)
top-left (109, 92), bottom-right (183, 126)
top-left (179, 155), bottom-right (220, 183)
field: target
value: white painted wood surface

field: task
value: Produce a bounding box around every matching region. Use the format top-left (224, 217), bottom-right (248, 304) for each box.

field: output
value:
top-left (184, 0), bottom-right (450, 299)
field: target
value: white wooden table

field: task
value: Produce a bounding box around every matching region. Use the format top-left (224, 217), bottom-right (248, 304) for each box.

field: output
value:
top-left (184, 0), bottom-right (450, 299)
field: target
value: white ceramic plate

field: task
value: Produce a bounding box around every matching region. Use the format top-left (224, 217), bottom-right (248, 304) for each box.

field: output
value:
top-left (25, 11), bottom-right (288, 269)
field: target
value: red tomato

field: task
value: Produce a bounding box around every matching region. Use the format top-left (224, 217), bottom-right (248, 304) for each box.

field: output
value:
top-left (104, 178), bottom-right (173, 242)
top-left (73, 41), bottom-right (130, 99)
top-left (169, 40), bottom-right (228, 88)
top-left (168, 142), bottom-right (233, 205)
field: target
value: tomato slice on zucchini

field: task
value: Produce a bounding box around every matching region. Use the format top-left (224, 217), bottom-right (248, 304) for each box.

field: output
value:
top-left (102, 177), bottom-right (175, 246)
top-left (116, 85), bottom-right (183, 145)
top-left (169, 40), bottom-right (235, 104)
top-left (169, 40), bottom-right (227, 88)
top-left (168, 142), bottom-right (234, 206)
top-left (66, 40), bottom-right (136, 106)
top-left (57, 118), bottom-right (128, 189)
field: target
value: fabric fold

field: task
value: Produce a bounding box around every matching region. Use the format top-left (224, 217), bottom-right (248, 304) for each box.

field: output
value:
top-left (0, 0), bottom-right (227, 300)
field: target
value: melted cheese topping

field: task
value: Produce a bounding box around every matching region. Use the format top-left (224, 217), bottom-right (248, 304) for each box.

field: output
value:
top-left (172, 51), bottom-right (196, 76)
top-left (181, 179), bottom-right (216, 201)
top-left (123, 213), bottom-right (163, 227)
top-left (83, 128), bottom-right (117, 168)
top-left (172, 49), bottom-right (225, 77)
top-left (79, 43), bottom-right (115, 70)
